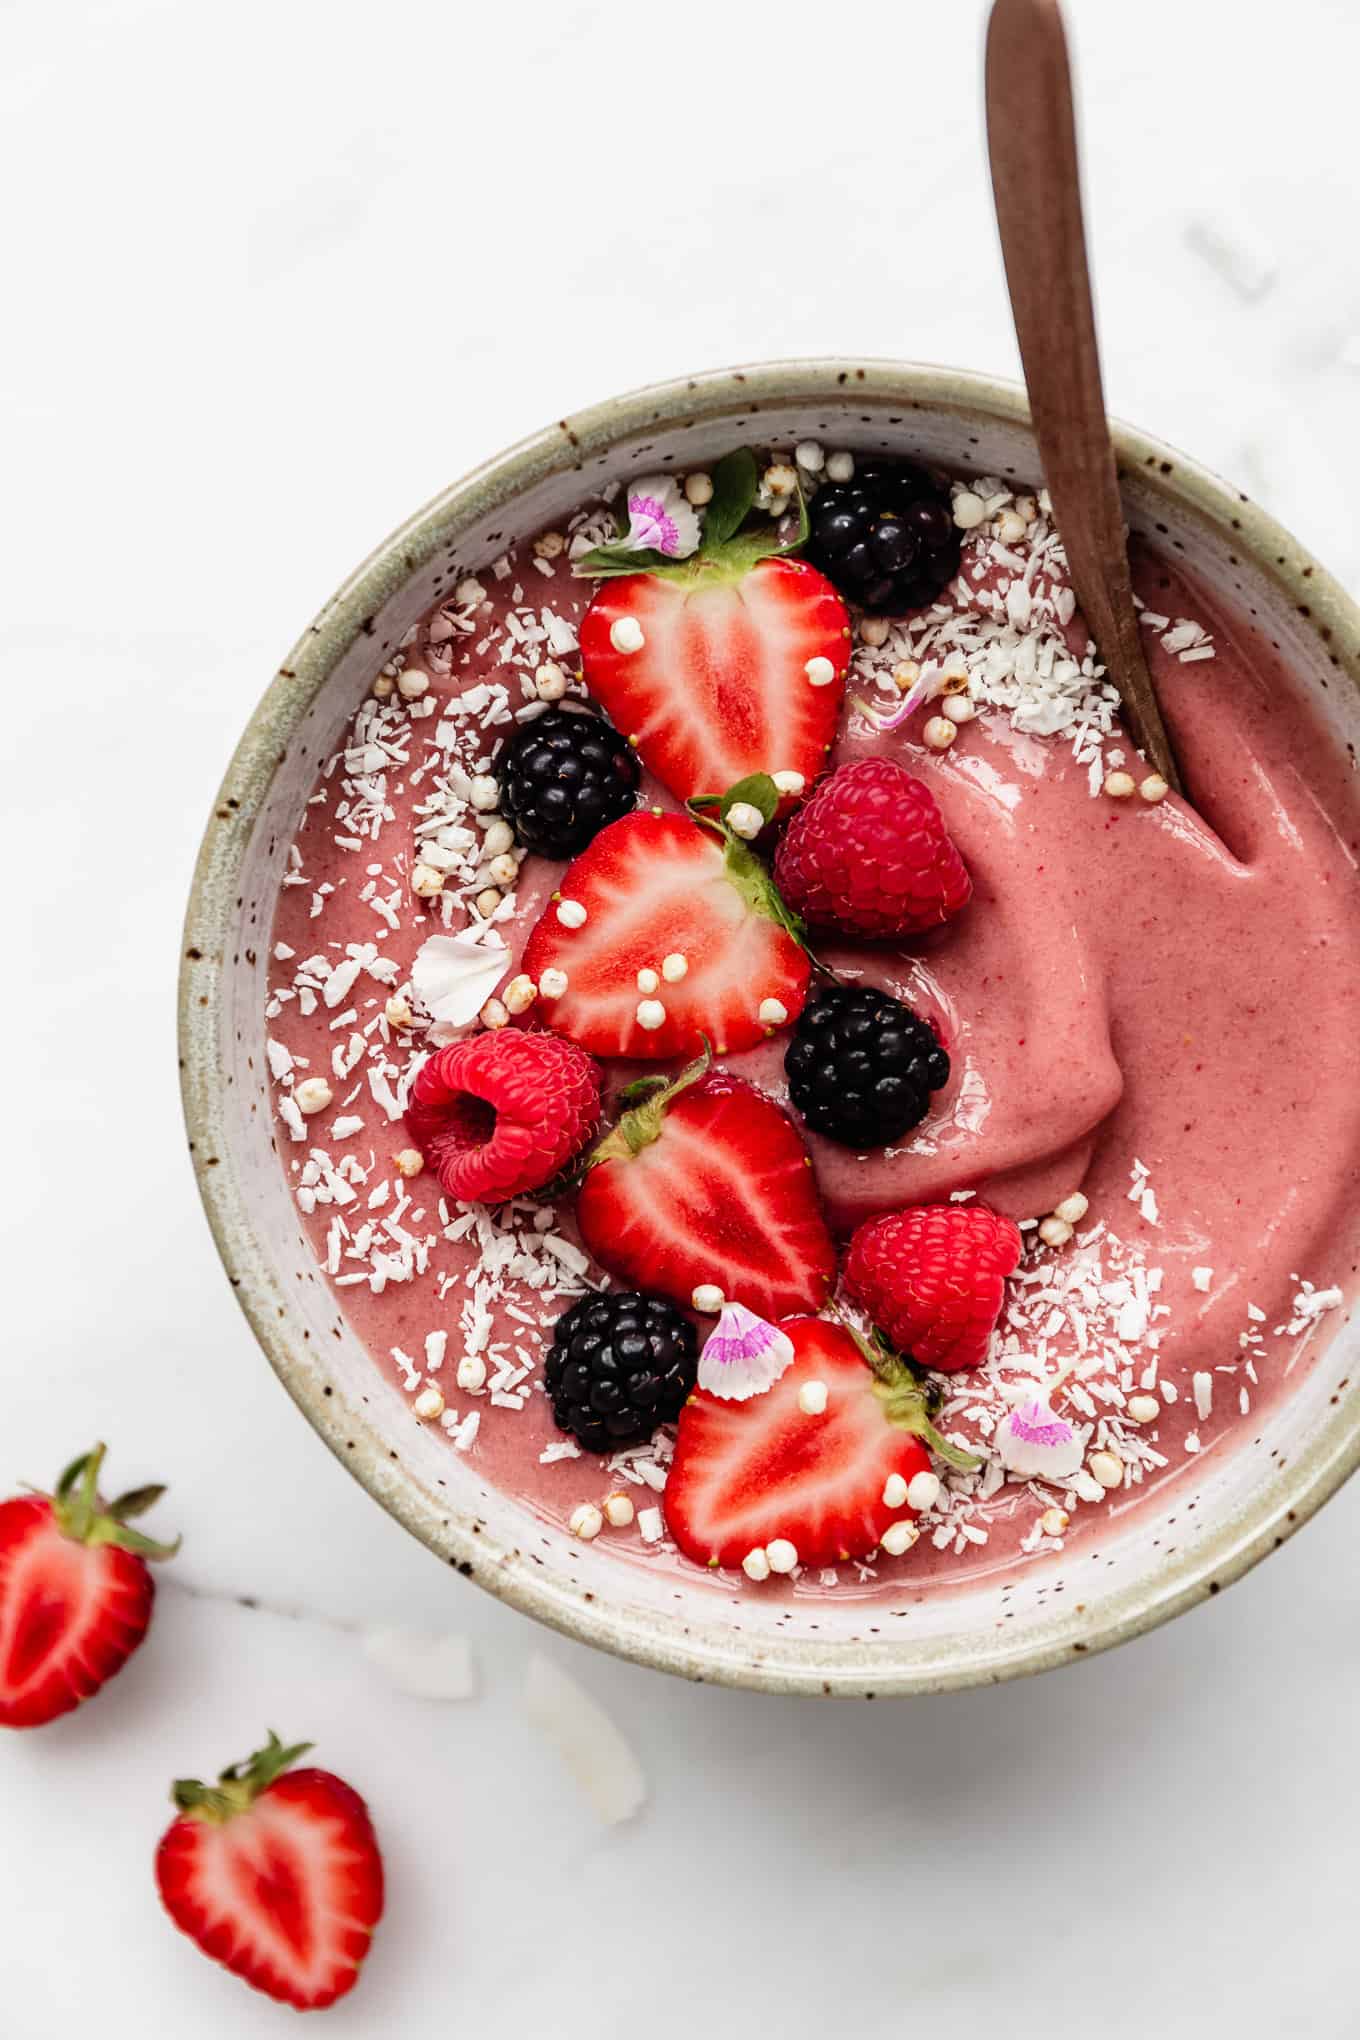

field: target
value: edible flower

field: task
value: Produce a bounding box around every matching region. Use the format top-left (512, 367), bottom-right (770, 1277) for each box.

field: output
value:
top-left (994, 1390), bottom-right (1086, 1481)
top-left (616, 474), bottom-right (701, 560)
top-left (698, 1302), bottom-right (796, 1402)
top-left (412, 929), bottom-right (509, 1039)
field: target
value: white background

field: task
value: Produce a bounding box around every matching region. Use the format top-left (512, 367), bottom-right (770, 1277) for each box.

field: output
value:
top-left (4, 0), bottom-right (1360, 2031)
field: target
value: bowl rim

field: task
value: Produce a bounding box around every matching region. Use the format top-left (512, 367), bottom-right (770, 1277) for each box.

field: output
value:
top-left (180, 355), bottom-right (1360, 1696)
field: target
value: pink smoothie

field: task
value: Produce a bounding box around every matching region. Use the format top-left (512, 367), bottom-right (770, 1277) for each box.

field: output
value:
top-left (265, 470), bottom-right (1360, 1600)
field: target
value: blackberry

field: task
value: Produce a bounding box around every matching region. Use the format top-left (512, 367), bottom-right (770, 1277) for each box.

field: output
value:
top-left (545, 1291), bottom-right (698, 1452)
top-left (784, 983), bottom-right (950, 1150)
top-left (498, 705), bottom-right (639, 859)
top-left (804, 461), bottom-right (963, 615)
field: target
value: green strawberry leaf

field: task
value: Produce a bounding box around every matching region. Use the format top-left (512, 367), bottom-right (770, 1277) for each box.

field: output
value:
top-left (719, 772), bottom-right (780, 829)
top-left (574, 541), bottom-right (677, 579)
top-left (700, 448), bottom-right (759, 551)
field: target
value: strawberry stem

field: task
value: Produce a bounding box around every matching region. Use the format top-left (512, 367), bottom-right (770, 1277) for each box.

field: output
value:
top-left (47, 1444), bottom-right (180, 1560)
top-left (171, 1732), bottom-right (315, 1823)
top-left (587, 1041), bottom-right (713, 1166)
top-left (832, 1309), bottom-right (981, 1473)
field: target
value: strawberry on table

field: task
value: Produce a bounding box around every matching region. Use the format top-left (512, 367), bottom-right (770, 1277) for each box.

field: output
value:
top-left (156, 1732), bottom-right (384, 2012)
top-left (665, 1316), bottom-right (976, 1573)
top-left (576, 1046), bottom-right (836, 1323)
top-left (577, 449), bottom-right (849, 806)
top-left (520, 783), bottom-right (810, 1060)
top-left (844, 1203), bottom-right (1024, 1374)
top-left (0, 1443), bottom-right (177, 1730)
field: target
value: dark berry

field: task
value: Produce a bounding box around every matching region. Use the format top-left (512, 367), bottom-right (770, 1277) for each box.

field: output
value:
top-left (545, 1291), bottom-right (699, 1452)
top-left (784, 984), bottom-right (950, 1149)
top-left (805, 461), bottom-right (963, 615)
top-left (498, 706), bottom-right (639, 858)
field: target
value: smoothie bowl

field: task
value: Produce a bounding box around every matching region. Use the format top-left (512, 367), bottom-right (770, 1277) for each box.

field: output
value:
top-left (180, 360), bottom-right (1360, 1695)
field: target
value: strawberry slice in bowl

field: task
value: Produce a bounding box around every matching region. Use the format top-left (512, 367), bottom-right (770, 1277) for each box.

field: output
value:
top-left (520, 793), bottom-right (810, 1061)
top-left (665, 1316), bottom-right (977, 1575)
top-left (577, 450), bottom-right (849, 807)
top-left (576, 1047), bottom-right (836, 1323)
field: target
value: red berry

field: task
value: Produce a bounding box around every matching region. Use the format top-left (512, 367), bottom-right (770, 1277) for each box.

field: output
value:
top-left (773, 758), bottom-right (971, 938)
top-left (843, 1204), bottom-right (1023, 1373)
top-left (156, 1733), bottom-right (384, 2011)
top-left (0, 1444), bottom-right (177, 1729)
top-left (403, 1028), bottom-right (601, 1204)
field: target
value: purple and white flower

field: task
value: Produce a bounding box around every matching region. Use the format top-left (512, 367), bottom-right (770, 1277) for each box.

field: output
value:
top-left (995, 1391), bottom-right (1086, 1480)
top-left (618, 474), bottom-right (702, 560)
top-left (698, 1302), bottom-right (796, 1402)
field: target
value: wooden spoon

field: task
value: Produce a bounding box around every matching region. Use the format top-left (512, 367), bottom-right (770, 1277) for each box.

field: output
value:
top-left (985, 0), bottom-right (1182, 791)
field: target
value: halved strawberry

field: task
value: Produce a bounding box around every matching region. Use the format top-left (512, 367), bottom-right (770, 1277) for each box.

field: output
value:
top-left (665, 1318), bottom-right (974, 1572)
top-left (156, 1732), bottom-right (384, 2011)
top-left (576, 1050), bottom-right (836, 1321)
top-left (520, 807), bottom-right (809, 1060)
top-left (577, 449), bottom-right (849, 804)
top-left (0, 1443), bottom-right (178, 1730)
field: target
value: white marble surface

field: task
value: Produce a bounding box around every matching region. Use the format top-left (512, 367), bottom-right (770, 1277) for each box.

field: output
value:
top-left (4, 0), bottom-right (1360, 2029)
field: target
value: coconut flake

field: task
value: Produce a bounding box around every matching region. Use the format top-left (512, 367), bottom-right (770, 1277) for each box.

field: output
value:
top-left (362, 1627), bottom-right (477, 1700)
top-left (524, 1653), bottom-right (647, 1825)
top-left (697, 1302), bottom-right (796, 1401)
top-left (412, 929), bottom-right (508, 1033)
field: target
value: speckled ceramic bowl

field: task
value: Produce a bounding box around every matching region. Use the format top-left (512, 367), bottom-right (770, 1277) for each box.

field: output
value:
top-left (180, 359), bottom-right (1360, 1696)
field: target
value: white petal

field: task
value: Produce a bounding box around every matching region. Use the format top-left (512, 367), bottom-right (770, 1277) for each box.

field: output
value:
top-left (412, 930), bottom-right (507, 1031)
top-left (995, 1396), bottom-right (1086, 1480)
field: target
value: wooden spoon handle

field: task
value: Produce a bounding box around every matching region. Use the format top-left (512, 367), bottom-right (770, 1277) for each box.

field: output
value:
top-left (985, 0), bottom-right (1181, 791)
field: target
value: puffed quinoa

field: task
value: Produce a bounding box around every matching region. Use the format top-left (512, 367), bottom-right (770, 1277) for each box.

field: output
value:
top-left (794, 440), bottom-right (825, 472)
top-left (1104, 770), bottom-right (1137, 799)
top-left (538, 967), bottom-right (568, 998)
top-left (661, 953), bottom-right (688, 982)
top-left (684, 471), bottom-right (714, 505)
top-left (826, 450), bottom-right (855, 482)
top-left (502, 974), bottom-right (538, 1015)
top-left (691, 1283), bottom-right (726, 1314)
top-left (609, 615), bottom-right (645, 654)
top-left (859, 615), bottom-right (890, 647)
top-left (798, 1378), bottom-right (829, 1415)
top-left (294, 1077), bottom-right (333, 1116)
top-left (1039, 1506), bottom-right (1070, 1536)
top-left (397, 666), bottom-right (429, 700)
top-left (394, 1148), bottom-right (425, 1178)
top-left (474, 887), bottom-right (503, 919)
top-left (603, 1492), bottom-right (636, 1528)
top-left (412, 1386), bottom-right (445, 1421)
top-left (765, 1538), bottom-right (799, 1575)
top-left (1089, 1450), bottom-right (1124, 1489)
top-left (923, 716), bottom-right (957, 750)
top-left (952, 490), bottom-right (986, 529)
top-left (1127, 1394), bottom-right (1162, 1425)
top-left (1140, 774), bottom-right (1169, 804)
top-left (411, 863), bottom-right (445, 897)
top-left (881, 1520), bottom-right (919, 1557)
top-left (535, 660), bottom-right (568, 701)
top-left (456, 1354), bottom-right (487, 1393)
top-left (385, 995), bottom-right (413, 1028)
top-left (488, 853), bottom-right (518, 887)
top-left (742, 1546), bottom-right (771, 1582)
top-left (533, 529), bottom-right (567, 560)
top-left (636, 998), bottom-right (666, 1031)
top-left (479, 997), bottom-right (509, 1030)
top-left (1038, 1215), bottom-right (1074, 1248)
top-left (371, 673), bottom-right (396, 700)
top-left (482, 819), bottom-right (515, 856)
top-left (569, 1502), bottom-right (603, 1541)
top-left (1054, 1192), bottom-right (1089, 1226)
top-left (469, 775), bottom-right (500, 811)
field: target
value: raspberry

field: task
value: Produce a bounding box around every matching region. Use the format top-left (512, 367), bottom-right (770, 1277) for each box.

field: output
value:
top-left (403, 1029), bottom-right (601, 1204)
top-left (843, 1204), bottom-right (1023, 1374)
top-left (773, 759), bottom-right (971, 939)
